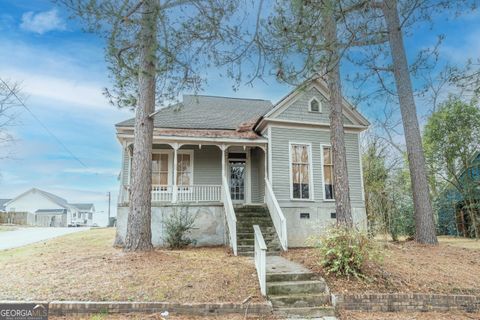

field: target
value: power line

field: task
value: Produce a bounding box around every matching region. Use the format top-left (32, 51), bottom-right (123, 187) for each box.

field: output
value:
top-left (0, 78), bottom-right (88, 168)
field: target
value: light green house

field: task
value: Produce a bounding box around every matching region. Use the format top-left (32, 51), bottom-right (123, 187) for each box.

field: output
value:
top-left (115, 78), bottom-right (369, 255)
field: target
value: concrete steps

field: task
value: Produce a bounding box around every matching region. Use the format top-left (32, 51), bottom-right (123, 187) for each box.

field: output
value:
top-left (234, 205), bottom-right (280, 257)
top-left (266, 256), bottom-right (335, 319)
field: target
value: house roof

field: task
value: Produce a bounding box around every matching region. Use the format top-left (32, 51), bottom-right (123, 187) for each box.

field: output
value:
top-left (0, 199), bottom-right (11, 211)
top-left (35, 209), bottom-right (67, 215)
top-left (70, 203), bottom-right (94, 211)
top-left (116, 95), bottom-right (273, 131)
top-left (5, 188), bottom-right (69, 209)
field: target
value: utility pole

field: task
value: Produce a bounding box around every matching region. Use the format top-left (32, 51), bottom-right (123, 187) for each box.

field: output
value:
top-left (107, 191), bottom-right (111, 227)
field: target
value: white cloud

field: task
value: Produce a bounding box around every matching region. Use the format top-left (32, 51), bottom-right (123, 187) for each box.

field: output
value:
top-left (20, 9), bottom-right (66, 34)
top-left (63, 167), bottom-right (119, 176)
top-left (4, 69), bottom-right (109, 110)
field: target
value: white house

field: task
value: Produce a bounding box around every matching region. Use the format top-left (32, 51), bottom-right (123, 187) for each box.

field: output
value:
top-left (4, 188), bottom-right (94, 227)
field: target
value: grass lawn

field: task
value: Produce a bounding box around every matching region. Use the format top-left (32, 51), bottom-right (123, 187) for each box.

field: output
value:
top-left (284, 236), bottom-right (480, 295)
top-left (0, 228), bottom-right (263, 303)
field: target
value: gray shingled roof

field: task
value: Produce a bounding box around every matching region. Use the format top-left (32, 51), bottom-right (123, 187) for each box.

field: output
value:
top-left (116, 95), bottom-right (273, 130)
top-left (70, 203), bottom-right (94, 211)
top-left (0, 199), bottom-right (11, 211)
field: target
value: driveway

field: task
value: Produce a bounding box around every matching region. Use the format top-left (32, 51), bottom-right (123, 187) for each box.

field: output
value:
top-left (0, 227), bottom-right (90, 250)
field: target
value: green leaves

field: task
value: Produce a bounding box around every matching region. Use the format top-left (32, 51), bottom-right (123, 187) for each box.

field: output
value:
top-left (313, 226), bottom-right (382, 280)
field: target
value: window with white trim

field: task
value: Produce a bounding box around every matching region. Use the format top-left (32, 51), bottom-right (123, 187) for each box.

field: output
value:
top-left (176, 153), bottom-right (192, 186)
top-left (291, 144), bottom-right (311, 199)
top-left (309, 98), bottom-right (321, 112)
top-left (323, 146), bottom-right (334, 200)
top-left (152, 153), bottom-right (169, 185)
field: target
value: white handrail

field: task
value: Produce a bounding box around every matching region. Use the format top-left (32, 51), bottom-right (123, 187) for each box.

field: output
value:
top-left (265, 178), bottom-right (288, 250)
top-left (222, 176), bottom-right (237, 256)
top-left (253, 225), bottom-right (267, 296)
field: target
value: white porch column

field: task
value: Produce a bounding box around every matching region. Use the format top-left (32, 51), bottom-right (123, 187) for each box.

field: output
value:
top-left (172, 143), bottom-right (179, 203)
top-left (220, 144), bottom-right (227, 180)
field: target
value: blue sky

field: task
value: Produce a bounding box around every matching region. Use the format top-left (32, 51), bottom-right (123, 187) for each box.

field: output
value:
top-left (0, 1), bottom-right (478, 225)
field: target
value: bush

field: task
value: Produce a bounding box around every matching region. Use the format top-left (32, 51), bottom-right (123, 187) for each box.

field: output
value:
top-left (164, 207), bottom-right (197, 249)
top-left (313, 226), bottom-right (382, 279)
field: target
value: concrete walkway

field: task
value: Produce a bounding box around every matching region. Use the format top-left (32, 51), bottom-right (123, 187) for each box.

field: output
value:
top-left (0, 227), bottom-right (90, 250)
top-left (267, 255), bottom-right (313, 275)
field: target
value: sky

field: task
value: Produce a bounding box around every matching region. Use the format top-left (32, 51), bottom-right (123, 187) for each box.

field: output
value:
top-left (0, 1), bottom-right (478, 226)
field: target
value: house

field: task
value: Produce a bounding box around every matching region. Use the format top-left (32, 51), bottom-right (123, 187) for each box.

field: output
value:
top-left (70, 203), bottom-right (95, 226)
top-left (115, 78), bottom-right (369, 254)
top-left (437, 151), bottom-right (480, 237)
top-left (0, 199), bottom-right (10, 213)
top-left (3, 188), bottom-right (95, 227)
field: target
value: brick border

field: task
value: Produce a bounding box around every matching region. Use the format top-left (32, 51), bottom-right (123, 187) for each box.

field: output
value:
top-left (332, 293), bottom-right (480, 313)
top-left (48, 301), bottom-right (272, 316)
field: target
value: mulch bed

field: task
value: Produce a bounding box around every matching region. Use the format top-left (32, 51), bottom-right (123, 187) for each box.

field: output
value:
top-left (283, 240), bottom-right (480, 295)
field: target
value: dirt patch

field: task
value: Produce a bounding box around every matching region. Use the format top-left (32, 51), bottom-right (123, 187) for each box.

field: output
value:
top-left (0, 228), bottom-right (263, 303)
top-left (340, 311), bottom-right (480, 320)
top-left (284, 238), bottom-right (480, 294)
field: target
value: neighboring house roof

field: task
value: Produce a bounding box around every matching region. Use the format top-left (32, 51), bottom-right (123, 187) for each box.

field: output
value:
top-left (35, 209), bottom-right (67, 215)
top-left (70, 203), bottom-right (94, 211)
top-left (0, 199), bottom-right (11, 211)
top-left (4, 188), bottom-right (70, 209)
top-left (116, 95), bottom-right (273, 131)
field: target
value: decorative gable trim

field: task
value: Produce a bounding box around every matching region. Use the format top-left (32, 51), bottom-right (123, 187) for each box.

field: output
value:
top-left (259, 78), bottom-right (370, 130)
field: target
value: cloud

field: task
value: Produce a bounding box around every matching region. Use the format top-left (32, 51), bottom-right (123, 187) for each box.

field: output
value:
top-left (63, 167), bottom-right (120, 176)
top-left (20, 9), bottom-right (66, 34)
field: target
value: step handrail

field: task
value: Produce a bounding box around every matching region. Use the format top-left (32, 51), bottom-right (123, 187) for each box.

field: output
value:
top-left (222, 176), bottom-right (237, 256)
top-left (265, 178), bottom-right (288, 250)
top-left (253, 224), bottom-right (267, 296)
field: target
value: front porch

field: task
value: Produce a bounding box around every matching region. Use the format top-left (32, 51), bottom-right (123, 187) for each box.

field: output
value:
top-left (118, 141), bottom-right (267, 206)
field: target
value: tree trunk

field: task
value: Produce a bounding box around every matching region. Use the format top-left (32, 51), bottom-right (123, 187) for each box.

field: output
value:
top-left (124, 0), bottom-right (158, 251)
top-left (323, 3), bottom-right (354, 228)
top-left (382, 0), bottom-right (438, 244)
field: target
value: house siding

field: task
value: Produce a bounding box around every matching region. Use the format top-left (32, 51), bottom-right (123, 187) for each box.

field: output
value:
top-left (270, 126), bottom-right (363, 206)
top-left (269, 125), bottom-right (366, 246)
top-left (275, 87), bottom-right (354, 125)
top-left (250, 147), bottom-right (265, 203)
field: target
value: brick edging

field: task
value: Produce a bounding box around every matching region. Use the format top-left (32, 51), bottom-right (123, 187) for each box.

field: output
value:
top-left (48, 301), bottom-right (272, 316)
top-left (332, 293), bottom-right (480, 313)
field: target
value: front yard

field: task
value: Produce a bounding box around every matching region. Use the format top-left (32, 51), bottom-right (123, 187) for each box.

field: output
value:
top-left (284, 236), bottom-right (480, 295)
top-left (0, 228), bottom-right (262, 303)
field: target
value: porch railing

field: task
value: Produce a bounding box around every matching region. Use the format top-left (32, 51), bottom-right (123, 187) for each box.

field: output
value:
top-left (120, 185), bottom-right (222, 204)
top-left (265, 178), bottom-right (288, 251)
top-left (253, 224), bottom-right (267, 296)
top-left (222, 176), bottom-right (237, 256)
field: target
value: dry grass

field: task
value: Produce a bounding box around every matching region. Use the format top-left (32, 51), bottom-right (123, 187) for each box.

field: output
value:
top-left (284, 238), bottom-right (480, 295)
top-left (340, 311), bottom-right (480, 320)
top-left (0, 228), bottom-right (263, 303)
top-left (0, 225), bottom-right (17, 232)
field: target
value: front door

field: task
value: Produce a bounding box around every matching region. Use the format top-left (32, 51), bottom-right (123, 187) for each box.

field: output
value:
top-left (229, 159), bottom-right (246, 202)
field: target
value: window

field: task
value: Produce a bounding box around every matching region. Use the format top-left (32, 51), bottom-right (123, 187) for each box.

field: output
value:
top-left (177, 153), bottom-right (192, 186)
top-left (323, 146), bottom-right (334, 200)
top-left (152, 153), bottom-right (169, 185)
top-left (291, 144), bottom-right (311, 199)
top-left (88, 213), bottom-right (93, 220)
top-left (309, 98), bottom-right (321, 112)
